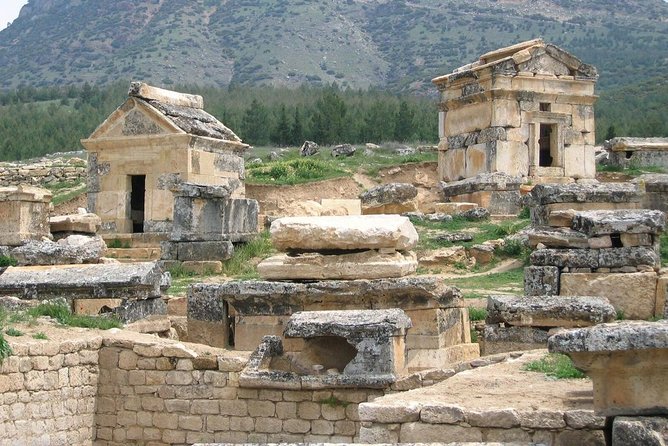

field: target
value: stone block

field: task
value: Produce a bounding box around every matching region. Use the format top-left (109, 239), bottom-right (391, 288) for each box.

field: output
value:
top-left (531, 248), bottom-right (599, 268)
top-left (560, 272), bottom-right (659, 319)
top-left (491, 99), bottom-right (521, 128)
top-left (549, 320), bottom-right (668, 416)
top-left (465, 144), bottom-right (488, 177)
top-left (269, 215), bottom-right (418, 251)
top-left (320, 199), bottom-right (361, 216)
top-left (525, 183), bottom-right (642, 207)
top-left (406, 343), bottom-right (480, 371)
top-left (181, 261), bottom-right (223, 275)
top-left (527, 227), bottom-right (588, 249)
top-left (49, 213), bottom-right (101, 234)
top-left (172, 241), bottom-right (233, 262)
top-left (480, 325), bottom-right (549, 355)
top-left (9, 235), bottom-right (107, 266)
top-left (487, 295), bottom-right (616, 327)
top-left (613, 416), bottom-right (668, 446)
top-left (620, 233), bottom-right (654, 247)
top-left (257, 250), bottom-right (417, 280)
top-left (444, 101), bottom-right (492, 135)
top-left (441, 172), bottom-right (523, 196)
top-left (439, 148), bottom-right (466, 182)
top-left (360, 183), bottom-right (418, 207)
top-left (494, 140), bottom-right (530, 177)
top-left (0, 262), bottom-right (164, 300)
top-left (0, 186), bottom-right (52, 246)
top-left (525, 266), bottom-right (560, 295)
top-left (572, 210), bottom-right (666, 236)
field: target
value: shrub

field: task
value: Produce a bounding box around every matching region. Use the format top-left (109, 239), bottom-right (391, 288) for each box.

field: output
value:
top-left (5, 327), bottom-right (23, 337)
top-left (27, 302), bottom-right (121, 330)
top-left (524, 353), bottom-right (586, 379)
top-left (0, 256), bottom-right (17, 267)
top-left (0, 333), bottom-right (11, 365)
top-left (468, 307), bottom-right (487, 321)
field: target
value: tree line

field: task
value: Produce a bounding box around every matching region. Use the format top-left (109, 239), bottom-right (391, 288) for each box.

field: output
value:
top-left (0, 78), bottom-right (666, 162)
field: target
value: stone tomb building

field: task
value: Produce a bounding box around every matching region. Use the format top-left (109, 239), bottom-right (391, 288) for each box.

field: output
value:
top-left (433, 39), bottom-right (598, 184)
top-left (81, 82), bottom-right (249, 234)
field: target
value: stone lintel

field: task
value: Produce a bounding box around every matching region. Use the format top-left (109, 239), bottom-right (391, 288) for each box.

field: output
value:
top-left (525, 183), bottom-right (642, 207)
top-left (284, 309), bottom-right (412, 339)
top-left (572, 209), bottom-right (666, 236)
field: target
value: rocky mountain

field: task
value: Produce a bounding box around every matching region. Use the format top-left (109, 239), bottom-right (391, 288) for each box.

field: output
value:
top-left (0, 0), bottom-right (666, 92)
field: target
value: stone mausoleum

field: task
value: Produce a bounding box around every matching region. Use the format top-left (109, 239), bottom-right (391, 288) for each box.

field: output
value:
top-left (81, 82), bottom-right (249, 234)
top-left (433, 39), bottom-right (598, 184)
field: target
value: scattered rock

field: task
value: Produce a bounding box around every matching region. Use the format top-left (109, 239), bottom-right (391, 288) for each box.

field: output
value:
top-left (299, 141), bottom-right (319, 157)
top-left (457, 207), bottom-right (490, 221)
top-left (9, 235), bottom-right (107, 266)
top-left (434, 232), bottom-right (474, 243)
top-left (331, 144), bottom-right (356, 157)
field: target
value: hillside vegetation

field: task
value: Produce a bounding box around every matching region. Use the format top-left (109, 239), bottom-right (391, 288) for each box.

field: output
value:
top-left (1, 77), bottom-right (667, 162)
top-left (0, 0), bottom-right (666, 92)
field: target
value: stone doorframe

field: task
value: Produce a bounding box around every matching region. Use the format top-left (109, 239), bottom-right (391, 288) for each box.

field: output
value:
top-left (527, 111), bottom-right (572, 177)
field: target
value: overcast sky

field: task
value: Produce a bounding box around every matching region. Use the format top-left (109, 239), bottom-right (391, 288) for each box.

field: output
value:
top-left (0, 0), bottom-right (28, 31)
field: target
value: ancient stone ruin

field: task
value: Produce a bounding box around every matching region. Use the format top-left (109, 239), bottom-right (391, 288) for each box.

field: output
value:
top-left (434, 38), bottom-right (598, 212)
top-left (604, 137), bottom-right (668, 170)
top-left (81, 82), bottom-right (249, 235)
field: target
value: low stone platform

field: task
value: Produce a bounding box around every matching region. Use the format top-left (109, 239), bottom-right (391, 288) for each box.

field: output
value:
top-left (355, 350), bottom-right (604, 445)
top-left (549, 320), bottom-right (668, 417)
top-left (257, 251), bottom-right (418, 280)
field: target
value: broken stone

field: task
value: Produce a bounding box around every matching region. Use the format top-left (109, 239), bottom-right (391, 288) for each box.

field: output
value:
top-left (256, 250), bottom-right (418, 280)
top-left (531, 247), bottom-right (659, 269)
top-left (613, 417), bottom-right (668, 446)
top-left (548, 209), bottom-right (576, 227)
top-left (161, 240), bottom-right (233, 262)
top-left (440, 172), bottom-right (523, 196)
top-left (572, 209), bottom-right (666, 236)
top-left (129, 81), bottom-right (204, 109)
top-left (456, 207), bottom-right (490, 221)
top-left (9, 235), bottom-right (106, 266)
top-left (188, 276), bottom-right (464, 317)
top-left (524, 265), bottom-right (560, 296)
top-left (0, 261), bottom-right (164, 300)
top-left (434, 232), bottom-right (474, 243)
top-left (425, 213), bottom-right (454, 223)
top-left (597, 247), bottom-right (660, 269)
top-left (331, 144), bottom-right (356, 157)
top-left (527, 227), bottom-right (589, 249)
top-left (525, 183), bottom-right (642, 206)
top-left (549, 320), bottom-right (668, 416)
top-left (468, 244), bottom-right (494, 264)
top-left (486, 295), bottom-right (616, 327)
top-left (108, 296), bottom-right (167, 324)
top-left (360, 183), bottom-right (418, 208)
top-left (418, 246), bottom-right (469, 266)
top-left (49, 212), bottom-right (101, 234)
top-left (481, 325), bottom-right (549, 355)
top-left (620, 233), bottom-right (654, 247)
top-left (269, 215), bottom-right (419, 251)
top-left (299, 140), bottom-right (319, 156)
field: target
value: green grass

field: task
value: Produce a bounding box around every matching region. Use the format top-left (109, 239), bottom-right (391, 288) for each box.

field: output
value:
top-left (247, 157), bottom-right (348, 185)
top-left (27, 302), bottom-right (121, 330)
top-left (524, 353), bottom-right (587, 379)
top-left (468, 307), bottom-right (488, 321)
top-left (32, 332), bottom-right (48, 340)
top-left (0, 333), bottom-right (11, 365)
top-left (0, 255), bottom-right (17, 267)
top-left (448, 268), bottom-right (525, 291)
top-left (661, 234), bottom-right (668, 267)
top-left (222, 232), bottom-right (275, 278)
top-left (5, 327), bottom-right (23, 337)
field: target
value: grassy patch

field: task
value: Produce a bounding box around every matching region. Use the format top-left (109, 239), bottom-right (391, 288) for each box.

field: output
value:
top-left (27, 302), bottom-right (121, 330)
top-left (0, 333), bottom-right (11, 365)
top-left (524, 353), bottom-right (587, 379)
top-left (448, 268), bottom-right (525, 291)
top-left (319, 396), bottom-right (349, 408)
top-left (5, 327), bottom-right (23, 337)
top-left (222, 232), bottom-right (275, 278)
top-left (661, 234), bottom-right (668, 267)
top-left (32, 332), bottom-right (48, 340)
top-left (247, 157), bottom-right (348, 185)
top-left (468, 307), bottom-right (487, 321)
top-left (45, 179), bottom-right (87, 206)
top-left (414, 217), bottom-right (529, 252)
top-left (0, 255), bottom-right (17, 267)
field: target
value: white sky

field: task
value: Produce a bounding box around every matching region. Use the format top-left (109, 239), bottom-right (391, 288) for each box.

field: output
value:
top-left (0, 0), bottom-right (29, 31)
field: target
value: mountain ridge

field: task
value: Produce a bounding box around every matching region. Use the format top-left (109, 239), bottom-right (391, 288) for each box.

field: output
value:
top-left (1, 0), bottom-right (667, 92)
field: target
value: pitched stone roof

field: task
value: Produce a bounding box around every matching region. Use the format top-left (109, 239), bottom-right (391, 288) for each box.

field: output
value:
top-left (128, 82), bottom-right (242, 142)
top-left (433, 38), bottom-right (598, 85)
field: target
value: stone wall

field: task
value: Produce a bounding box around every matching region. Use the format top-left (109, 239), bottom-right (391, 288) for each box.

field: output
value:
top-left (0, 157), bottom-right (87, 187)
top-left (94, 332), bottom-right (382, 445)
top-left (0, 335), bottom-right (101, 446)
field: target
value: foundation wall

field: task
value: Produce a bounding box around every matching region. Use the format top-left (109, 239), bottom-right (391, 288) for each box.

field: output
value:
top-left (0, 336), bottom-right (102, 446)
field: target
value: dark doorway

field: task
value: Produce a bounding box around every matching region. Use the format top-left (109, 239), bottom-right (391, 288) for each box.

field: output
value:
top-left (539, 124), bottom-right (554, 167)
top-left (130, 175), bottom-right (146, 233)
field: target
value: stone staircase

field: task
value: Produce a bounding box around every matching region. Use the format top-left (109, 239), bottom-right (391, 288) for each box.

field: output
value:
top-left (102, 233), bottom-right (168, 263)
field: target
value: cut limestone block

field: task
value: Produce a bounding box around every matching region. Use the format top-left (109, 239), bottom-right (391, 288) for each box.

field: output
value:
top-left (0, 262), bottom-right (164, 300)
top-left (406, 343), bottom-right (480, 371)
top-left (527, 227), bottom-right (589, 249)
top-left (549, 320), bottom-right (668, 416)
top-left (612, 417), bottom-right (668, 446)
top-left (524, 265), bottom-right (560, 296)
top-left (49, 213), bottom-right (101, 234)
top-left (486, 295), bottom-right (616, 328)
top-left (559, 272), bottom-right (659, 320)
top-left (572, 210), bottom-right (666, 236)
top-left (525, 183), bottom-right (642, 206)
top-left (481, 325), bottom-right (550, 355)
top-left (0, 185), bottom-right (52, 246)
top-left (257, 250), bottom-right (417, 280)
top-left (269, 215), bottom-right (419, 251)
top-left (531, 247), bottom-right (659, 269)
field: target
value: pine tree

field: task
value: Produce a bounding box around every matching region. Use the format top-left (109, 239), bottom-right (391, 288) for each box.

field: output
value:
top-left (240, 98), bottom-right (270, 146)
top-left (271, 105), bottom-right (291, 147)
top-left (312, 89), bottom-right (347, 145)
top-left (290, 107), bottom-right (304, 146)
top-left (394, 100), bottom-right (415, 142)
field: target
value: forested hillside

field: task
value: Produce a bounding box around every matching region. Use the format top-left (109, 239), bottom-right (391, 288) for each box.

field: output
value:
top-left (0, 0), bottom-right (666, 92)
top-left (1, 78), bottom-right (666, 162)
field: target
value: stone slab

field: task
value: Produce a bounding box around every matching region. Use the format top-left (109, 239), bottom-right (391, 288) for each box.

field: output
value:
top-left (257, 250), bottom-right (418, 280)
top-left (524, 265), bottom-right (560, 296)
top-left (360, 183), bottom-right (418, 207)
top-left (188, 277), bottom-right (464, 317)
top-left (480, 325), bottom-right (549, 356)
top-left (8, 235), bottom-right (107, 266)
top-left (531, 247), bottom-right (659, 269)
top-left (527, 227), bottom-right (589, 249)
top-left (572, 209), bottom-right (666, 236)
top-left (285, 308), bottom-right (412, 338)
top-left (486, 295), bottom-right (616, 327)
top-left (525, 182), bottom-right (642, 206)
top-left (49, 212), bottom-right (101, 234)
top-left (0, 262), bottom-right (164, 300)
top-left (440, 172), bottom-right (522, 196)
top-left (269, 215), bottom-right (419, 251)
top-left (559, 272), bottom-right (659, 319)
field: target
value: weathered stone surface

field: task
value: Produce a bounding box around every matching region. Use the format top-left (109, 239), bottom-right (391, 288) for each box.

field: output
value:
top-left (418, 246), bottom-right (469, 267)
top-left (597, 247), bottom-right (660, 269)
top-left (525, 183), bottom-right (642, 206)
top-left (527, 227), bottom-right (589, 249)
top-left (481, 325), bottom-right (549, 355)
top-left (270, 215), bottom-right (419, 251)
top-left (549, 320), bottom-right (668, 416)
top-left (0, 261), bottom-right (164, 300)
top-left (434, 232), bottom-right (474, 243)
top-left (572, 209), bottom-right (666, 236)
top-left (524, 265), bottom-right (560, 296)
top-left (531, 247), bottom-right (659, 269)
top-left (456, 207), bottom-right (490, 221)
top-left (486, 295), bottom-right (616, 327)
top-left (188, 277), bottom-right (463, 317)
top-left (331, 144), bottom-right (357, 157)
top-left (9, 235), bottom-right (107, 266)
top-left (360, 183), bottom-right (418, 207)
top-left (161, 240), bottom-right (233, 262)
top-left (299, 140), bottom-right (319, 156)
top-left (0, 185), bottom-right (52, 246)
top-left (49, 212), bottom-right (101, 234)
top-left (468, 244), bottom-right (494, 264)
top-left (440, 172), bottom-right (522, 197)
top-left (560, 272), bottom-right (659, 320)
top-left (129, 81), bottom-right (204, 109)
top-left (110, 296), bottom-right (167, 324)
top-left (613, 417), bottom-right (668, 446)
top-left (257, 250), bottom-right (418, 280)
